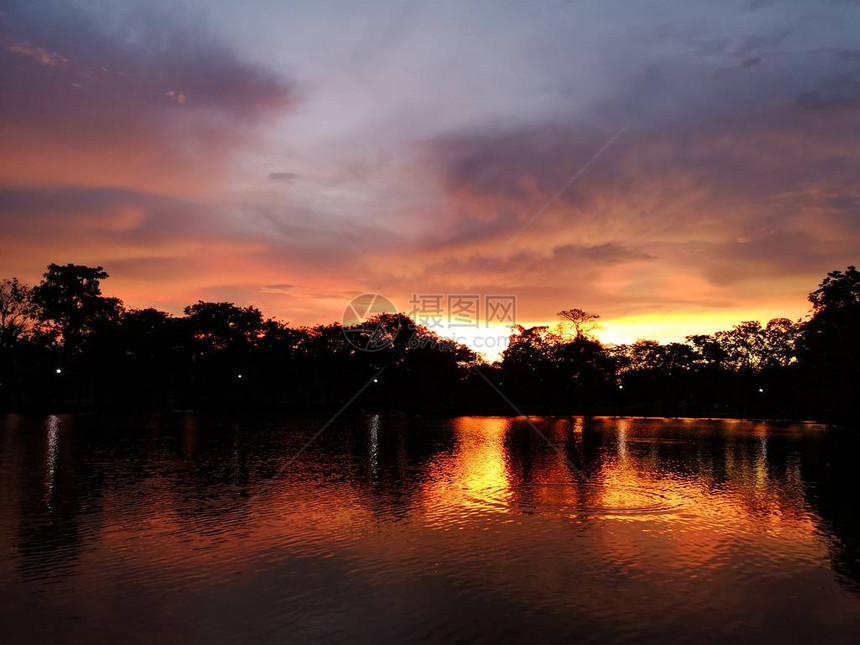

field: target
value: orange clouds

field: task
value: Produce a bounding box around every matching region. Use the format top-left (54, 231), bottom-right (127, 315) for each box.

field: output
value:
top-left (1, 1), bottom-right (859, 354)
top-left (5, 39), bottom-right (68, 66)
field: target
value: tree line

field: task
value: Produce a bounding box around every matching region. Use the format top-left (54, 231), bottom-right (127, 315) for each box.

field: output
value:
top-left (0, 263), bottom-right (857, 422)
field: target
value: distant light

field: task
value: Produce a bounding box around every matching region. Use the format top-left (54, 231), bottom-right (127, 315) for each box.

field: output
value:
top-left (237, 374), bottom-right (243, 379)
top-left (55, 368), bottom-right (62, 374)
top-left (619, 385), bottom-right (623, 390)
top-left (373, 379), bottom-right (378, 383)
top-left (758, 388), bottom-right (764, 393)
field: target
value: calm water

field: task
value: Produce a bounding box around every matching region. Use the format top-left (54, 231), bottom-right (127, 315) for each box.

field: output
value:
top-left (1, 414), bottom-right (859, 644)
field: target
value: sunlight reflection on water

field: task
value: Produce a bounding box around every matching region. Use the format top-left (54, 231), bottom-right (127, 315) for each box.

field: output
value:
top-left (0, 414), bottom-right (858, 644)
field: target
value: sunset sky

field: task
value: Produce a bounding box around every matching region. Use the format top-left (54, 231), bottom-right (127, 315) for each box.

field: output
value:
top-left (1, 0), bottom-right (859, 353)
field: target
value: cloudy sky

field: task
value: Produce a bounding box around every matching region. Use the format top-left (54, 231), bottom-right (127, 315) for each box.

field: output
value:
top-left (1, 0), bottom-right (858, 350)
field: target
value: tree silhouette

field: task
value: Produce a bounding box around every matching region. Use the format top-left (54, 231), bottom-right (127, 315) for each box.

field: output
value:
top-left (556, 308), bottom-right (600, 339)
top-left (809, 266), bottom-right (860, 312)
top-left (500, 324), bottom-right (612, 413)
top-left (31, 264), bottom-right (122, 350)
top-left (183, 301), bottom-right (266, 354)
top-left (0, 278), bottom-right (36, 349)
top-left (800, 266), bottom-right (860, 421)
top-left (0, 262), bottom-right (857, 420)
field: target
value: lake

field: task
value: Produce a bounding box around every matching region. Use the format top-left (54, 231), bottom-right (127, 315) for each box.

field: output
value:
top-left (1, 414), bottom-right (859, 643)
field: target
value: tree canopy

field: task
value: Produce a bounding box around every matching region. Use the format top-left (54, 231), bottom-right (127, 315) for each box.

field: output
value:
top-left (0, 263), bottom-right (857, 422)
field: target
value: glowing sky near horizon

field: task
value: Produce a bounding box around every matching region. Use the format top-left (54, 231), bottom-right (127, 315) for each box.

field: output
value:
top-left (1, 0), bottom-right (859, 356)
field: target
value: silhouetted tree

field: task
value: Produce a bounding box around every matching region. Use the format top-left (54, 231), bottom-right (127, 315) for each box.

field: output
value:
top-left (556, 308), bottom-right (600, 338)
top-left (0, 278), bottom-right (36, 348)
top-left (809, 266), bottom-right (860, 313)
top-left (610, 340), bottom-right (699, 416)
top-left (714, 321), bottom-right (767, 372)
top-left (500, 323), bottom-right (612, 413)
top-left (183, 301), bottom-right (266, 353)
top-left (0, 262), bottom-right (857, 420)
top-left (555, 334), bottom-right (614, 414)
top-left (761, 318), bottom-right (801, 369)
top-left (31, 264), bottom-right (123, 350)
top-left (501, 325), bottom-right (562, 408)
top-left (800, 266), bottom-right (860, 421)
top-left (686, 333), bottom-right (726, 370)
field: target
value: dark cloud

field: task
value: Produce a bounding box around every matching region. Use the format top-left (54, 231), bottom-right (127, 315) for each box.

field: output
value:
top-left (738, 28), bottom-right (790, 53)
top-left (0, 2), bottom-right (292, 117)
top-left (427, 126), bottom-right (613, 201)
top-left (260, 284), bottom-right (299, 294)
top-left (0, 183), bottom-right (394, 272)
top-left (269, 172), bottom-right (300, 182)
top-left (0, 1), bottom-right (295, 192)
top-left (0, 185), bottom-right (224, 242)
top-left (416, 242), bottom-right (655, 285)
top-left (554, 244), bottom-right (656, 264)
top-left (796, 77), bottom-right (860, 111)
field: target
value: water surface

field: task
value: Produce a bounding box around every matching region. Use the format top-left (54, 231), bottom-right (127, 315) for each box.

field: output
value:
top-left (1, 414), bottom-right (859, 643)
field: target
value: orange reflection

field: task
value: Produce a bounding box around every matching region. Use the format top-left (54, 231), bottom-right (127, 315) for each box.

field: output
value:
top-left (423, 417), bottom-right (512, 514)
top-left (19, 415), bottom-right (835, 611)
